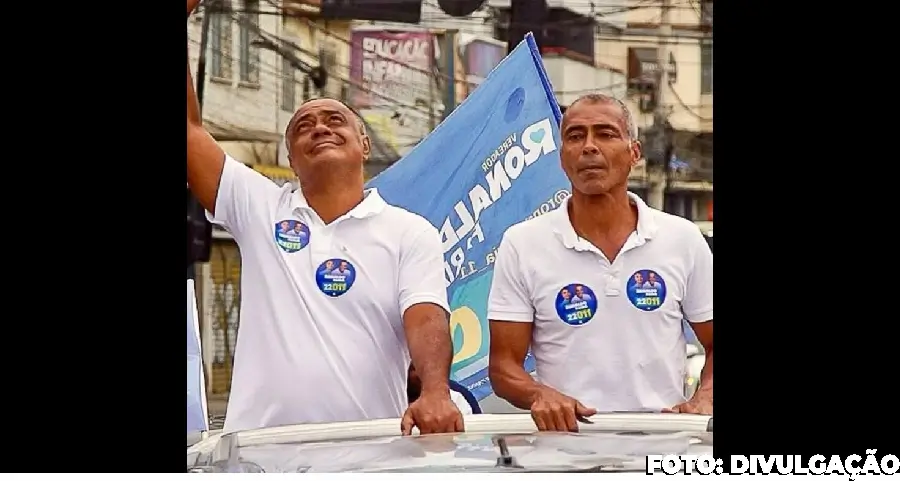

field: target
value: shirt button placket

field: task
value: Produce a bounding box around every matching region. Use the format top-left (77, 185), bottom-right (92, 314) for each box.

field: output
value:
top-left (311, 222), bottom-right (336, 262)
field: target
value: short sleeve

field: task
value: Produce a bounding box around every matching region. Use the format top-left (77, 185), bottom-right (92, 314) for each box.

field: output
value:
top-left (398, 222), bottom-right (451, 316)
top-left (487, 232), bottom-right (534, 322)
top-left (205, 155), bottom-right (280, 239)
top-left (682, 229), bottom-right (713, 323)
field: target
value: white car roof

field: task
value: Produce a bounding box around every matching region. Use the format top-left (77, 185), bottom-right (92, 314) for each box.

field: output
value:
top-left (188, 413), bottom-right (713, 473)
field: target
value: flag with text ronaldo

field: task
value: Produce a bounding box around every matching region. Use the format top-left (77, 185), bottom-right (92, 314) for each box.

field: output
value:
top-left (367, 33), bottom-right (569, 400)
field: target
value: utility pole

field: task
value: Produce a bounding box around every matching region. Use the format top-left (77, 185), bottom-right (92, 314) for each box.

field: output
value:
top-left (428, 29), bottom-right (437, 131)
top-left (647, 0), bottom-right (673, 212)
top-left (195, 0), bottom-right (216, 119)
top-left (442, 29), bottom-right (458, 121)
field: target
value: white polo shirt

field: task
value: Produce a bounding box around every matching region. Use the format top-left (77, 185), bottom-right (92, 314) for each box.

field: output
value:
top-left (207, 156), bottom-right (450, 433)
top-left (487, 192), bottom-right (713, 412)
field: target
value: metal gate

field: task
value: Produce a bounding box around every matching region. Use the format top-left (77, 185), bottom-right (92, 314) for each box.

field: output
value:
top-left (207, 239), bottom-right (241, 394)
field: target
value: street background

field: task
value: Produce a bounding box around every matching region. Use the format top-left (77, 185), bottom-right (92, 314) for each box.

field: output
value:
top-left (187, 0), bottom-right (713, 423)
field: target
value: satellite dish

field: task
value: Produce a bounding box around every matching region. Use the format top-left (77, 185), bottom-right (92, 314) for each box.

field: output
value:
top-left (437, 0), bottom-right (485, 17)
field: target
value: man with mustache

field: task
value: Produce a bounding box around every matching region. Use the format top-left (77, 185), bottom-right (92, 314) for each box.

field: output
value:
top-left (186, 0), bottom-right (462, 435)
top-left (487, 94), bottom-right (714, 431)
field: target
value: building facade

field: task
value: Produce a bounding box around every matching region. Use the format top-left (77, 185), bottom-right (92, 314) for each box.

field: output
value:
top-left (596, 0), bottom-right (714, 233)
top-left (484, 0), bottom-right (712, 233)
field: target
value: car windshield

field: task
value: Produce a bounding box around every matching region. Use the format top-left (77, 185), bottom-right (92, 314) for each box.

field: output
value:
top-left (188, 430), bottom-right (713, 473)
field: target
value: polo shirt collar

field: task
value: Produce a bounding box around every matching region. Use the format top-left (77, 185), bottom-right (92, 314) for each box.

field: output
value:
top-left (552, 191), bottom-right (659, 250)
top-left (290, 188), bottom-right (386, 220)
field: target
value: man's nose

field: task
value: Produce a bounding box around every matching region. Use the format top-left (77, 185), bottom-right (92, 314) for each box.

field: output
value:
top-left (582, 136), bottom-right (600, 155)
top-left (311, 122), bottom-right (332, 137)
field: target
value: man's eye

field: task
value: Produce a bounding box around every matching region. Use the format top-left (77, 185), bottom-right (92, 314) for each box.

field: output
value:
top-left (328, 116), bottom-right (344, 124)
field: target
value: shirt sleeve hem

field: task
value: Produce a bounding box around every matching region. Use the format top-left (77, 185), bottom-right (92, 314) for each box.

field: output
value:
top-left (487, 310), bottom-right (534, 323)
top-left (401, 294), bottom-right (451, 317)
top-left (204, 155), bottom-right (240, 226)
top-left (685, 309), bottom-right (713, 323)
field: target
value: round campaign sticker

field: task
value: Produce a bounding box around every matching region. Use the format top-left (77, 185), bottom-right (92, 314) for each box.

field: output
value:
top-left (626, 269), bottom-right (667, 311)
top-left (554, 284), bottom-right (598, 326)
top-left (315, 258), bottom-right (356, 297)
top-left (273, 219), bottom-right (310, 253)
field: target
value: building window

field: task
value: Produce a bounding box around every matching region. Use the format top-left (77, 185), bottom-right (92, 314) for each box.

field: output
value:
top-left (700, 40), bottom-right (712, 94)
top-left (239, 0), bottom-right (260, 84)
top-left (209, 2), bottom-right (233, 80)
top-left (302, 76), bottom-right (312, 102)
top-left (281, 56), bottom-right (295, 112)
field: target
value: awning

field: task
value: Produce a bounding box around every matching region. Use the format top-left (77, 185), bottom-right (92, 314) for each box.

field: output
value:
top-left (628, 48), bottom-right (660, 84)
top-left (207, 121), bottom-right (282, 143)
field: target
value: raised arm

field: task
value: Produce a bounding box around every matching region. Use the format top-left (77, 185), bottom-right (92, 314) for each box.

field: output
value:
top-left (187, 0), bottom-right (278, 235)
top-left (187, 0), bottom-right (225, 216)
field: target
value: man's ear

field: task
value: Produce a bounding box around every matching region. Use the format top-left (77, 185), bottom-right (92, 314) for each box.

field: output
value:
top-left (630, 140), bottom-right (643, 166)
top-left (361, 134), bottom-right (371, 161)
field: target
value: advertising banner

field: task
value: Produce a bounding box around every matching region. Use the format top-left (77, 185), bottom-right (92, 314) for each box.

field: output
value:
top-left (459, 34), bottom-right (506, 97)
top-left (349, 30), bottom-right (435, 109)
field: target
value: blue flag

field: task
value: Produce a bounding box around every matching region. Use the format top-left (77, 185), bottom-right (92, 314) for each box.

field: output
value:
top-left (368, 34), bottom-right (570, 400)
top-left (187, 280), bottom-right (208, 433)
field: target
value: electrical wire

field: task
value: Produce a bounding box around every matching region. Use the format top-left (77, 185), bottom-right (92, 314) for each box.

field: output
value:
top-left (194, 16), bottom-right (709, 133)
top-left (249, 0), bottom-right (708, 86)
top-left (233, 11), bottom-right (444, 117)
top-left (667, 83), bottom-right (711, 121)
top-left (217, 0), bottom-right (711, 41)
top-left (196, 12), bottom-right (707, 111)
top-left (192, 23), bottom-right (442, 152)
top-left (191, 1), bottom-right (712, 153)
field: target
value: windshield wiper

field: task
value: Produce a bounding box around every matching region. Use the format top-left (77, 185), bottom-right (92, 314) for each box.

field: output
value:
top-left (489, 434), bottom-right (654, 474)
top-left (493, 436), bottom-right (523, 469)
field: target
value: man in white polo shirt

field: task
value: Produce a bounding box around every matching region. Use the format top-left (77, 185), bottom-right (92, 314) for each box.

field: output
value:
top-left (487, 94), bottom-right (713, 432)
top-left (186, 0), bottom-right (462, 435)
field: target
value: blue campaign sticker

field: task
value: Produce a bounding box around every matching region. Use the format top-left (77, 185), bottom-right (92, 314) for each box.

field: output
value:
top-left (554, 284), bottom-right (598, 326)
top-left (625, 269), bottom-right (667, 311)
top-left (274, 219), bottom-right (310, 253)
top-left (315, 258), bottom-right (356, 297)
